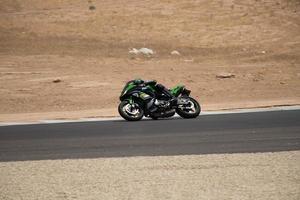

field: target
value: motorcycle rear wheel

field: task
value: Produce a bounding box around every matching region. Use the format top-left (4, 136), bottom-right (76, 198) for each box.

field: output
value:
top-left (118, 100), bottom-right (144, 121)
top-left (176, 97), bottom-right (201, 118)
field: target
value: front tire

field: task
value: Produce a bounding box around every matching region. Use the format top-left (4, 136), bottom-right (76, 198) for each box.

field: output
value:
top-left (118, 101), bottom-right (144, 121)
top-left (176, 97), bottom-right (201, 118)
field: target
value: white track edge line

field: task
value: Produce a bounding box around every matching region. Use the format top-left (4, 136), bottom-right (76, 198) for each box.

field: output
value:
top-left (1, 105), bottom-right (300, 126)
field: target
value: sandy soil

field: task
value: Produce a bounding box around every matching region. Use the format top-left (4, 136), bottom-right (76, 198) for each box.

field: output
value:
top-left (0, 0), bottom-right (300, 121)
top-left (1, 151), bottom-right (299, 200)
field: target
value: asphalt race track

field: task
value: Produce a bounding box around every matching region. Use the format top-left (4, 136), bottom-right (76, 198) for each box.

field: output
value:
top-left (0, 110), bottom-right (299, 162)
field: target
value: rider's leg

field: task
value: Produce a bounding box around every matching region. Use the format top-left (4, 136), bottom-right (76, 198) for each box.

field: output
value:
top-left (156, 84), bottom-right (177, 105)
top-left (156, 84), bottom-right (173, 98)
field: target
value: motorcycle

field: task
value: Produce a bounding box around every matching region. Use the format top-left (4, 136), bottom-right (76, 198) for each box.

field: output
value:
top-left (118, 79), bottom-right (201, 121)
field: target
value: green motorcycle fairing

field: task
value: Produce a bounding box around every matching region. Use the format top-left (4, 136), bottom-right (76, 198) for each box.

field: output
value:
top-left (170, 85), bottom-right (185, 97)
top-left (119, 79), bottom-right (154, 102)
top-left (119, 81), bottom-right (137, 100)
top-left (120, 80), bottom-right (189, 102)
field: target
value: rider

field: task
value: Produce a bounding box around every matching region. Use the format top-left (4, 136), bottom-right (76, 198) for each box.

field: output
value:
top-left (133, 79), bottom-right (176, 106)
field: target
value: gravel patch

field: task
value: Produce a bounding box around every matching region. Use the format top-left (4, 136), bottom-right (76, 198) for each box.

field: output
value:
top-left (1, 151), bottom-right (299, 200)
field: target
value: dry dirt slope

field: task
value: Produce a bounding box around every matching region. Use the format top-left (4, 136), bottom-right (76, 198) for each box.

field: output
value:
top-left (0, 0), bottom-right (299, 118)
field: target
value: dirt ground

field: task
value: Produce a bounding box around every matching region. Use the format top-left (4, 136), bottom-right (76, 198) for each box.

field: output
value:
top-left (1, 151), bottom-right (299, 200)
top-left (0, 0), bottom-right (300, 120)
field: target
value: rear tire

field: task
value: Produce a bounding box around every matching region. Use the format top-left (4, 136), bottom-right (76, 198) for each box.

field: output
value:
top-left (118, 101), bottom-right (144, 121)
top-left (176, 97), bottom-right (201, 118)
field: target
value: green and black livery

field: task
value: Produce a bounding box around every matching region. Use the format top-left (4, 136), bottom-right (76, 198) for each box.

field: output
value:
top-left (118, 79), bottom-right (201, 121)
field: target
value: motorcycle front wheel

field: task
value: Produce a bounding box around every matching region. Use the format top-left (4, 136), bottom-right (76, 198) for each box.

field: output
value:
top-left (118, 100), bottom-right (144, 121)
top-left (176, 97), bottom-right (201, 118)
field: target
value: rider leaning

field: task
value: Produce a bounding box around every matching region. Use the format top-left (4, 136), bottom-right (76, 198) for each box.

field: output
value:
top-left (133, 79), bottom-right (177, 106)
